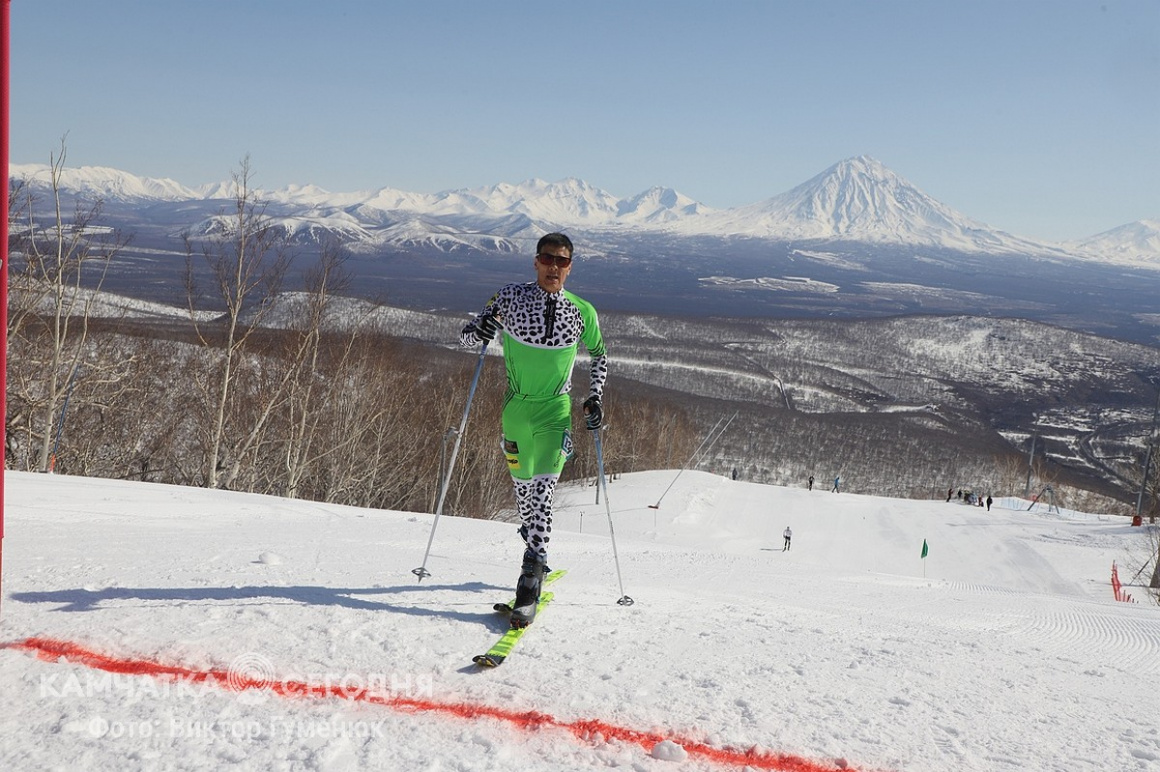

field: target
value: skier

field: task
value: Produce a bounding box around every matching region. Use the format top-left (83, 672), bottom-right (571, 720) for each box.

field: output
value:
top-left (807, 474), bottom-right (814, 491)
top-left (782, 526), bottom-right (792, 551)
top-left (986, 495), bottom-right (993, 511)
top-left (461, 233), bottom-right (607, 629)
top-left (831, 475), bottom-right (840, 493)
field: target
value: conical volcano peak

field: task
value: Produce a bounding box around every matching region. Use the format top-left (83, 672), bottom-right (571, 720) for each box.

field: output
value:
top-left (684, 155), bottom-right (1047, 252)
top-left (786, 156), bottom-right (941, 228)
top-left (828, 155), bottom-right (894, 179)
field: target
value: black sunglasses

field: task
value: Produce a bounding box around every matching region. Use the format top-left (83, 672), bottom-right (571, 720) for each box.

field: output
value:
top-left (536, 253), bottom-right (573, 268)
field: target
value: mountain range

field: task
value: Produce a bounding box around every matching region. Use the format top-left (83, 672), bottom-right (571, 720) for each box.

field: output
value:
top-left (9, 156), bottom-right (1160, 266)
top-left (10, 156), bottom-right (1160, 347)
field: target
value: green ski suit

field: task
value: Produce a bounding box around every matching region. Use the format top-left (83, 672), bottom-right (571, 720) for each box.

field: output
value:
top-left (462, 281), bottom-right (607, 560)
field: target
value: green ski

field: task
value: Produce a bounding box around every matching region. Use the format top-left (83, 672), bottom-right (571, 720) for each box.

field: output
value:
top-left (474, 569), bottom-right (565, 668)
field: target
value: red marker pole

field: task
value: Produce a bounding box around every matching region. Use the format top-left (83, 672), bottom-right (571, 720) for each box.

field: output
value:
top-left (1, 0), bottom-right (12, 617)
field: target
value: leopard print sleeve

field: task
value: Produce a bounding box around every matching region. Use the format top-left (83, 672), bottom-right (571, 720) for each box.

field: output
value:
top-left (576, 297), bottom-right (608, 400)
top-left (460, 284), bottom-right (518, 347)
top-left (589, 352), bottom-right (608, 400)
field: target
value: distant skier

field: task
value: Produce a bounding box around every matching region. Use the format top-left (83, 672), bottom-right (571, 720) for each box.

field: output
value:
top-left (808, 474), bottom-right (814, 491)
top-left (831, 475), bottom-right (840, 493)
top-left (783, 526), bottom-right (792, 551)
top-left (986, 495), bottom-right (993, 511)
top-left (946, 487), bottom-right (953, 502)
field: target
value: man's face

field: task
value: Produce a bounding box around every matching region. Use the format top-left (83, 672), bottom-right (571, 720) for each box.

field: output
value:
top-left (534, 244), bottom-right (572, 293)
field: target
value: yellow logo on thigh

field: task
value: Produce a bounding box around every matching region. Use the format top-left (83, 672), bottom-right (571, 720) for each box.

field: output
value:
top-left (504, 438), bottom-right (520, 469)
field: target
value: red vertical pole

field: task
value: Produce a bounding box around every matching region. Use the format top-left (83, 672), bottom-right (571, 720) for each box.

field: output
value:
top-left (1, 0), bottom-right (11, 616)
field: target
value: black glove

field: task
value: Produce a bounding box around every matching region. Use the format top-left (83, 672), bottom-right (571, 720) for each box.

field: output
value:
top-left (583, 396), bottom-right (603, 431)
top-left (474, 313), bottom-right (501, 344)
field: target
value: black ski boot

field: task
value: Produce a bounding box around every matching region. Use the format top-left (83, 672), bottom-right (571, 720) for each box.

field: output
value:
top-left (517, 526), bottom-right (550, 573)
top-left (509, 549), bottom-right (546, 629)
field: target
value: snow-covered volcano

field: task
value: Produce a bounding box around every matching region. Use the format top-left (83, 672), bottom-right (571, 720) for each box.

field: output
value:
top-left (678, 156), bottom-right (1062, 254)
top-left (1067, 219), bottom-right (1160, 268)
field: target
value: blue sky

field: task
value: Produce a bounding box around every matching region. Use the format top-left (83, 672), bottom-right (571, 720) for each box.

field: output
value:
top-left (9, 0), bottom-right (1158, 241)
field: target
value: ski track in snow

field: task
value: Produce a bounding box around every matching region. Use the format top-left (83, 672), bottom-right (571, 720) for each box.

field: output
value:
top-left (1, 470), bottom-right (1159, 771)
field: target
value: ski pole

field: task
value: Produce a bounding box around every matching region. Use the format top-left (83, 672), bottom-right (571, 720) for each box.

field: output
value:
top-left (593, 427), bottom-right (634, 606)
top-left (412, 343), bottom-right (489, 581)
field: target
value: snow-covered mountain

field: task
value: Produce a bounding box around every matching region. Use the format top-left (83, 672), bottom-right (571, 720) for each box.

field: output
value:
top-left (1066, 218), bottom-right (1160, 268)
top-left (9, 163), bottom-right (199, 202)
top-left (618, 186), bottom-right (712, 224)
top-left (7, 158), bottom-right (1155, 263)
top-left (675, 156), bottom-right (1068, 256)
top-left (457, 178), bottom-right (622, 224)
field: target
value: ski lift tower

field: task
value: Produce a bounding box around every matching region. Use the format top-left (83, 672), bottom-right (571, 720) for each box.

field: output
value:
top-left (1027, 485), bottom-right (1060, 515)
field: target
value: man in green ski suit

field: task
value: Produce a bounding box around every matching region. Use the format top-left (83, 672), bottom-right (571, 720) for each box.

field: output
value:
top-left (461, 232), bottom-right (607, 628)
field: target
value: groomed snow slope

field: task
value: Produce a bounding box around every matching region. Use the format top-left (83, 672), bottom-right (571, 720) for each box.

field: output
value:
top-left (1, 470), bottom-right (1157, 772)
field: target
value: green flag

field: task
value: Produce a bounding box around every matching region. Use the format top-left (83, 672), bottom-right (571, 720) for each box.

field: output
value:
top-left (921, 539), bottom-right (928, 559)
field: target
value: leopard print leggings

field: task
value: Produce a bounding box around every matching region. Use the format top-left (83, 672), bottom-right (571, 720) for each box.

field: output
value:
top-left (513, 476), bottom-right (557, 559)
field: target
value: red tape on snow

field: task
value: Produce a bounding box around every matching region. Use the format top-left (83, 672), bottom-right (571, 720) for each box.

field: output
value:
top-left (6, 637), bottom-right (864, 772)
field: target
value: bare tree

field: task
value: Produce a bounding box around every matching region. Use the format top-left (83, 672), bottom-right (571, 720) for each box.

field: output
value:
top-left (184, 156), bottom-right (291, 488)
top-left (274, 242), bottom-right (382, 500)
top-left (992, 452), bottom-right (1028, 497)
top-left (6, 140), bottom-right (131, 472)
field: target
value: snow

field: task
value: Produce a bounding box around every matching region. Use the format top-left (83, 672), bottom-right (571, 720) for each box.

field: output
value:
top-left (16, 284), bottom-right (219, 323)
top-left (699, 276), bottom-right (841, 294)
top-left (2, 469), bottom-right (1158, 772)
